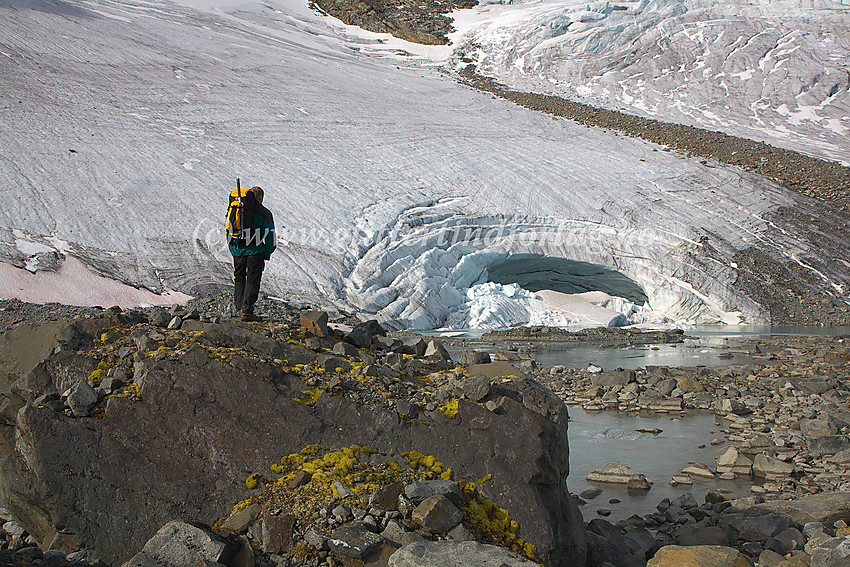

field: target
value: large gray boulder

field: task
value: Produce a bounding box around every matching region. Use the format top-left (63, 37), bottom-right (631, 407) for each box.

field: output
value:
top-left (66, 380), bottom-right (98, 418)
top-left (388, 540), bottom-right (539, 566)
top-left (810, 535), bottom-right (850, 567)
top-left (120, 520), bottom-right (239, 567)
top-left (0, 322), bottom-right (586, 567)
top-left (747, 491), bottom-right (850, 526)
top-left (718, 513), bottom-right (790, 542)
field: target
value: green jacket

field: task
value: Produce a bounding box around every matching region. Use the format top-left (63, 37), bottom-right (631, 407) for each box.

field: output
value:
top-left (228, 202), bottom-right (276, 260)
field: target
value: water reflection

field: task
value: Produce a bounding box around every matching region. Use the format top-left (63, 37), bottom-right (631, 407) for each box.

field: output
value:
top-left (567, 406), bottom-right (753, 522)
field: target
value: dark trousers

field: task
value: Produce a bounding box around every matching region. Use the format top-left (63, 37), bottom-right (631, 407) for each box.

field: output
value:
top-left (234, 255), bottom-right (265, 313)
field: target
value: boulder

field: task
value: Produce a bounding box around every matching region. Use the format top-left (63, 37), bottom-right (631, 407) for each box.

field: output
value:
top-left (300, 310), bottom-right (329, 337)
top-left (66, 380), bottom-right (98, 417)
top-left (645, 398), bottom-right (683, 412)
top-left (458, 351), bottom-right (491, 366)
top-left (0, 325), bottom-right (586, 567)
top-left (676, 377), bottom-right (705, 393)
top-left (401, 337), bottom-right (428, 358)
top-left (674, 526), bottom-right (730, 546)
top-left (373, 335), bottom-right (403, 352)
top-left (586, 518), bottom-right (645, 566)
top-left (681, 463), bottom-right (715, 479)
top-left (371, 483), bottom-right (403, 511)
top-left (404, 480), bottom-right (463, 504)
top-left (424, 341), bottom-right (451, 361)
top-left (586, 463), bottom-right (652, 488)
top-left (316, 354), bottom-right (351, 374)
top-left (120, 521), bottom-right (239, 567)
top-left (622, 528), bottom-right (659, 561)
top-left (810, 534), bottom-right (850, 567)
top-left (14, 351), bottom-right (98, 405)
top-left (715, 447), bottom-right (753, 475)
top-left (786, 377), bottom-right (831, 396)
top-left (747, 491), bottom-right (850, 526)
top-left (720, 512), bottom-right (790, 542)
top-left (348, 326), bottom-right (373, 349)
top-left (802, 418), bottom-right (838, 439)
top-left (412, 495), bottom-right (463, 534)
top-left (810, 436), bottom-right (850, 457)
top-left (646, 545), bottom-right (749, 567)
top-left (717, 398), bottom-right (751, 416)
top-left (388, 540), bottom-right (538, 566)
top-left (333, 341), bottom-right (360, 359)
top-left (458, 374), bottom-right (490, 402)
top-left (468, 361), bottom-right (525, 380)
top-left (262, 514), bottom-right (295, 553)
top-left (591, 370), bottom-right (635, 388)
top-left (586, 529), bottom-right (644, 567)
top-left (757, 549), bottom-right (786, 567)
top-left (147, 308), bottom-right (171, 328)
top-left (219, 504), bottom-right (261, 534)
top-left (328, 522), bottom-right (383, 559)
top-left (753, 454), bottom-right (794, 480)
top-left (766, 527), bottom-right (804, 555)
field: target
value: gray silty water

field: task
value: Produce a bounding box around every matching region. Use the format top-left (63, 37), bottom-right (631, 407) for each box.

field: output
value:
top-left (519, 341), bottom-right (755, 370)
top-left (567, 406), bottom-right (752, 522)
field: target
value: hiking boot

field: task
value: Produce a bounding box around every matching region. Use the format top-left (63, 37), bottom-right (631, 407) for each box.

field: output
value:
top-left (240, 310), bottom-right (263, 322)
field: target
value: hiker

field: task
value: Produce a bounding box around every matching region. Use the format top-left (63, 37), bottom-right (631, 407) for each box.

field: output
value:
top-left (227, 185), bottom-right (276, 321)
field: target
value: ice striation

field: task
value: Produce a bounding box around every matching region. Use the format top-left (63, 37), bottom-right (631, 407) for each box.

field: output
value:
top-left (452, 0), bottom-right (850, 164)
top-left (0, 0), bottom-right (849, 328)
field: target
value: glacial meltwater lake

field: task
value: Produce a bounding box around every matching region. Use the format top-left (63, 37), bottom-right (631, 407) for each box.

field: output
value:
top-left (439, 325), bottom-right (850, 521)
top-left (566, 406), bottom-right (752, 521)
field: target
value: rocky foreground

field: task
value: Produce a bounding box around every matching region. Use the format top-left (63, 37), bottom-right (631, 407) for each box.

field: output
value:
top-left (494, 331), bottom-right (850, 566)
top-left (2, 299), bottom-right (850, 567)
top-left (0, 300), bottom-right (585, 567)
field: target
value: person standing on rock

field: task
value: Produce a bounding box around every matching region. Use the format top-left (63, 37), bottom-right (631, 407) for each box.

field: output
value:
top-left (227, 184), bottom-right (276, 321)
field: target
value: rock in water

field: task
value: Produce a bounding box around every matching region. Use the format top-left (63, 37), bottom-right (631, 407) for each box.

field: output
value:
top-left (458, 351), bottom-right (491, 366)
top-left (586, 463), bottom-right (653, 489)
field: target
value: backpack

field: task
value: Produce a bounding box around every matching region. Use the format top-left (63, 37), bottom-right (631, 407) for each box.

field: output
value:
top-left (226, 182), bottom-right (258, 240)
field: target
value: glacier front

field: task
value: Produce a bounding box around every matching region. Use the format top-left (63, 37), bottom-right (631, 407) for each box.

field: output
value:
top-left (1, 0), bottom-right (848, 328)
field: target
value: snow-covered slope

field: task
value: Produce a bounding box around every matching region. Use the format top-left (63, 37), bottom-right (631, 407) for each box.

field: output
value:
top-left (451, 0), bottom-right (850, 165)
top-left (1, 0), bottom-right (848, 328)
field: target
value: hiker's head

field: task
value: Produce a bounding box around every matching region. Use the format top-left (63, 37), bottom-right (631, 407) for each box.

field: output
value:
top-left (249, 186), bottom-right (264, 203)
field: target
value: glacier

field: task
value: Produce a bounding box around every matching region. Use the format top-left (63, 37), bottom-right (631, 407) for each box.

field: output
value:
top-left (451, 0), bottom-right (850, 165)
top-left (1, 0), bottom-right (849, 329)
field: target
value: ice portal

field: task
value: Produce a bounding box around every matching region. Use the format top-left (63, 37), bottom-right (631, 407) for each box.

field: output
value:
top-left (486, 254), bottom-right (648, 305)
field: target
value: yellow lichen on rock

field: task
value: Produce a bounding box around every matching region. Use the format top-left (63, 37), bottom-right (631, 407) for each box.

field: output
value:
top-left (438, 399), bottom-right (459, 419)
top-left (458, 480), bottom-right (537, 562)
top-left (293, 388), bottom-right (322, 406)
top-left (88, 360), bottom-right (111, 382)
top-left (246, 472), bottom-right (264, 489)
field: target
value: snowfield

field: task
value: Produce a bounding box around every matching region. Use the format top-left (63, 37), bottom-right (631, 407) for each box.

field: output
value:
top-left (0, 0), bottom-right (848, 328)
